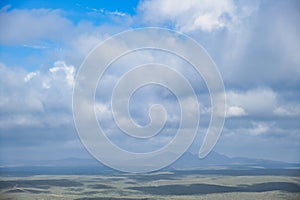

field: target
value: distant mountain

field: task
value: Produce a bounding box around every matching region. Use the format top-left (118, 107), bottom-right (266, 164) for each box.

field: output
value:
top-left (0, 157), bottom-right (112, 175)
top-left (168, 151), bottom-right (300, 170)
top-left (1, 151), bottom-right (299, 175)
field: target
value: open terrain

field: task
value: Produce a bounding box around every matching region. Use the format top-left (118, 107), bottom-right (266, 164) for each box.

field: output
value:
top-left (1, 169), bottom-right (299, 200)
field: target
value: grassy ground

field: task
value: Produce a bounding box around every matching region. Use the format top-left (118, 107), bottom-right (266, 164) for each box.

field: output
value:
top-left (0, 171), bottom-right (299, 200)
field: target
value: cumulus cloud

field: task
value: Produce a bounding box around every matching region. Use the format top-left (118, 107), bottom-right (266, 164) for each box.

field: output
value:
top-left (138, 0), bottom-right (256, 32)
top-left (49, 61), bottom-right (75, 87)
top-left (226, 106), bottom-right (247, 118)
top-left (0, 61), bottom-right (75, 129)
top-left (226, 87), bottom-right (300, 118)
top-left (226, 88), bottom-right (277, 117)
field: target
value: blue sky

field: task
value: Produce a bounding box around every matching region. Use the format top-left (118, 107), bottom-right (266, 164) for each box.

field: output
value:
top-left (0, 0), bottom-right (300, 166)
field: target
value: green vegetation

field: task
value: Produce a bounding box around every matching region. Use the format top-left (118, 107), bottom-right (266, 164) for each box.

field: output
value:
top-left (0, 170), bottom-right (299, 200)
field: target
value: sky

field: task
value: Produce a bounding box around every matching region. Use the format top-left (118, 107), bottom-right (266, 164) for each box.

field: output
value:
top-left (0, 0), bottom-right (300, 166)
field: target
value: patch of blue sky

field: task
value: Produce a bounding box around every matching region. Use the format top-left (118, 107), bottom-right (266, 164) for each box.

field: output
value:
top-left (1, 1), bottom-right (134, 26)
top-left (0, 42), bottom-right (62, 71)
top-left (1, 0), bottom-right (140, 15)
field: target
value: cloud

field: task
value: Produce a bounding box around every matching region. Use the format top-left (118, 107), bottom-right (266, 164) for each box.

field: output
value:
top-left (76, 3), bottom-right (128, 17)
top-left (0, 6), bottom-right (73, 45)
top-left (213, 0), bottom-right (300, 88)
top-left (49, 61), bottom-right (75, 87)
top-left (226, 106), bottom-right (247, 118)
top-left (247, 122), bottom-right (271, 136)
top-left (1, 1), bottom-right (300, 163)
top-left (226, 87), bottom-right (300, 119)
top-left (0, 61), bottom-right (75, 129)
top-left (226, 88), bottom-right (277, 117)
top-left (24, 71), bottom-right (38, 82)
top-left (274, 105), bottom-right (300, 117)
top-left (138, 0), bottom-right (256, 32)
top-left (0, 5), bottom-right (130, 69)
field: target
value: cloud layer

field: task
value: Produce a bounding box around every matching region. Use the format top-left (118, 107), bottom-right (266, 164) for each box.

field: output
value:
top-left (0, 0), bottom-right (299, 164)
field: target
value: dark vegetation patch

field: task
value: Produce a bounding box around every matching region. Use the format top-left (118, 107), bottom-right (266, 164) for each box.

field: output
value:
top-left (106, 177), bottom-right (124, 181)
top-left (80, 191), bottom-right (101, 195)
top-left (75, 198), bottom-right (149, 200)
top-left (173, 169), bottom-right (300, 177)
top-left (126, 174), bottom-right (176, 182)
top-left (124, 181), bottom-right (137, 184)
top-left (68, 187), bottom-right (84, 191)
top-left (5, 188), bottom-right (50, 194)
top-left (243, 182), bottom-right (300, 193)
top-left (0, 179), bottom-right (83, 189)
top-left (129, 183), bottom-right (236, 195)
top-left (87, 184), bottom-right (114, 189)
top-left (128, 182), bottom-right (300, 195)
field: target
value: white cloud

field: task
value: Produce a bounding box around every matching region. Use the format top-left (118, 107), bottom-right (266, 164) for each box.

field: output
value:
top-left (49, 61), bottom-right (75, 87)
top-left (0, 6), bottom-right (125, 67)
top-left (95, 103), bottom-right (111, 120)
top-left (226, 106), bottom-right (247, 118)
top-left (1, 1), bottom-right (300, 163)
top-left (108, 10), bottom-right (127, 17)
top-left (70, 33), bottom-right (103, 57)
top-left (0, 61), bottom-right (75, 129)
top-left (224, 121), bottom-right (273, 137)
top-left (226, 88), bottom-right (300, 118)
top-left (138, 0), bottom-right (255, 32)
top-left (274, 104), bottom-right (300, 117)
top-left (226, 88), bottom-right (277, 117)
top-left (0, 6), bottom-right (73, 45)
top-left (77, 3), bottom-right (127, 17)
top-left (24, 71), bottom-right (38, 82)
top-left (248, 122), bottom-right (271, 136)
